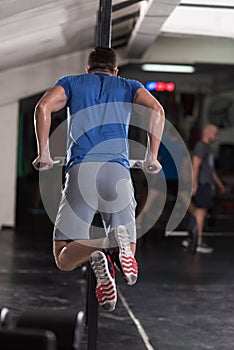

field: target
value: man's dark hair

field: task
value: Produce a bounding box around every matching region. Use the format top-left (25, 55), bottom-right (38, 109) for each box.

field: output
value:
top-left (87, 46), bottom-right (118, 73)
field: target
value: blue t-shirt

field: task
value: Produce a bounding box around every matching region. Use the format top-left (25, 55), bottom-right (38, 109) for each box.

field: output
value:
top-left (55, 73), bottom-right (144, 171)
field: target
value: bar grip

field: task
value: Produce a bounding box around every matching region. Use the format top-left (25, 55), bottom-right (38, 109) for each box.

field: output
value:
top-left (130, 160), bottom-right (161, 173)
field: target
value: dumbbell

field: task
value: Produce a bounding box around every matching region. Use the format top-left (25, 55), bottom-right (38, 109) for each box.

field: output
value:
top-left (0, 328), bottom-right (56, 350)
top-left (0, 307), bottom-right (56, 350)
top-left (16, 308), bottom-right (84, 350)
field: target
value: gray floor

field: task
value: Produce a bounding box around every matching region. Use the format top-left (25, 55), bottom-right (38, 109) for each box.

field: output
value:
top-left (1, 228), bottom-right (234, 350)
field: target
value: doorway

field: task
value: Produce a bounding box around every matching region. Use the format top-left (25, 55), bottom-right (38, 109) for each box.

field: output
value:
top-left (16, 92), bottom-right (66, 230)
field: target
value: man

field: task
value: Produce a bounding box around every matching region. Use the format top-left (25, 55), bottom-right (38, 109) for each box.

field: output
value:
top-left (32, 46), bottom-right (164, 311)
top-left (183, 124), bottom-right (225, 253)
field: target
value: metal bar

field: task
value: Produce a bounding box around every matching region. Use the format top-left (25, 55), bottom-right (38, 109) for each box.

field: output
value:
top-left (87, 3), bottom-right (113, 348)
top-left (179, 3), bottom-right (234, 10)
top-left (96, 0), bottom-right (113, 47)
top-left (87, 266), bottom-right (99, 350)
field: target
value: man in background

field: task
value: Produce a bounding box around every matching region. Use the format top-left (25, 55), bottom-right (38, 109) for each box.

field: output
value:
top-left (183, 124), bottom-right (225, 253)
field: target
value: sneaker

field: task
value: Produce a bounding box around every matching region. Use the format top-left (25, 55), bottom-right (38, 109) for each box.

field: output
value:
top-left (90, 251), bottom-right (117, 312)
top-left (196, 242), bottom-right (214, 254)
top-left (114, 226), bottom-right (138, 285)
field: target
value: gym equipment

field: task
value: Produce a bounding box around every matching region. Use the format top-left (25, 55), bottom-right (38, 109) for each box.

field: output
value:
top-left (16, 309), bottom-right (84, 350)
top-left (39, 157), bottom-right (162, 173)
top-left (96, 0), bottom-right (112, 47)
top-left (0, 328), bottom-right (56, 350)
top-left (85, 266), bottom-right (99, 350)
top-left (38, 159), bottom-right (62, 169)
top-left (130, 159), bottom-right (162, 173)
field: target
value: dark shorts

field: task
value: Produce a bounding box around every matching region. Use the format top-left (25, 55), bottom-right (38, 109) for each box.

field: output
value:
top-left (193, 183), bottom-right (213, 209)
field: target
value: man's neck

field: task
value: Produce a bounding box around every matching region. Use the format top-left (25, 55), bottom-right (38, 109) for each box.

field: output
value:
top-left (92, 70), bottom-right (113, 76)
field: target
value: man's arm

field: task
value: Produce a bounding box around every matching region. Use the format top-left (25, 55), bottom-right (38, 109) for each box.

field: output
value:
top-left (133, 88), bottom-right (165, 173)
top-left (32, 86), bottom-right (67, 171)
top-left (213, 171), bottom-right (225, 194)
top-left (192, 155), bottom-right (202, 195)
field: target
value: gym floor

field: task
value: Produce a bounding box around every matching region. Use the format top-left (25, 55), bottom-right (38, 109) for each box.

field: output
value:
top-left (1, 226), bottom-right (234, 350)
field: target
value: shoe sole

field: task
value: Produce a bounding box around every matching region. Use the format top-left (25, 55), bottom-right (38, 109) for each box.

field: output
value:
top-left (90, 251), bottom-right (117, 312)
top-left (196, 247), bottom-right (213, 253)
top-left (115, 226), bottom-right (138, 285)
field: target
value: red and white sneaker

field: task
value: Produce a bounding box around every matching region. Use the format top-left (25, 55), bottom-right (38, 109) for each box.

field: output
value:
top-left (90, 251), bottom-right (117, 312)
top-left (115, 226), bottom-right (138, 285)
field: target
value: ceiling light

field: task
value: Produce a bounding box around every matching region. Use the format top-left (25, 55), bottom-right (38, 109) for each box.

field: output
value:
top-left (142, 64), bottom-right (195, 73)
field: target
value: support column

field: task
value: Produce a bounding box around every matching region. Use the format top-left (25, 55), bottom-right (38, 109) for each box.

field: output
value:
top-left (96, 0), bottom-right (113, 47)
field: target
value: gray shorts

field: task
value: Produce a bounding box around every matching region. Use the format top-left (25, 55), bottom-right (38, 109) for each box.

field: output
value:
top-left (53, 162), bottom-right (137, 242)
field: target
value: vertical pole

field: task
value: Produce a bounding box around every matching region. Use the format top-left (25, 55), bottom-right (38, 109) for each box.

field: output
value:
top-left (87, 266), bottom-right (99, 350)
top-left (86, 1), bottom-right (113, 349)
top-left (96, 0), bottom-right (113, 47)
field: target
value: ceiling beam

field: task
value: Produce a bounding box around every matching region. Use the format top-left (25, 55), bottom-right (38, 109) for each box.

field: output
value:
top-left (126, 0), bottom-right (180, 58)
top-left (112, 0), bottom-right (144, 12)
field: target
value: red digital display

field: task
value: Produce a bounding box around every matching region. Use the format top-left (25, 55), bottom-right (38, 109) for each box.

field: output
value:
top-left (146, 81), bottom-right (175, 92)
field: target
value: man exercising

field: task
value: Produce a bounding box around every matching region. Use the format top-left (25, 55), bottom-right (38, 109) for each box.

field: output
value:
top-left (32, 46), bottom-right (165, 311)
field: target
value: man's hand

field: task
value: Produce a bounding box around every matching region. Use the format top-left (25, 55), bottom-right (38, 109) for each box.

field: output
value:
top-left (143, 159), bottom-right (162, 174)
top-left (217, 183), bottom-right (225, 195)
top-left (213, 171), bottom-right (225, 195)
top-left (32, 155), bottom-right (53, 171)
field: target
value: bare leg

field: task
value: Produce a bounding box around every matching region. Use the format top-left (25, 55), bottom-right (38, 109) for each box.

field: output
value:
top-left (130, 243), bottom-right (136, 255)
top-left (53, 239), bottom-right (105, 271)
top-left (53, 239), bottom-right (137, 271)
top-left (193, 208), bottom-right (207, 245)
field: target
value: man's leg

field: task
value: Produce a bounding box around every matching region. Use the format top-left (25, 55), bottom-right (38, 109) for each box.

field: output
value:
top-left (53, 239), bottom-right (104, 271)
top-left (130, 243), bottom-right (136, 255)
top-left (89, 163), bottom-right (138, 311)
top-left (193, 208), bottom-right (207, 245)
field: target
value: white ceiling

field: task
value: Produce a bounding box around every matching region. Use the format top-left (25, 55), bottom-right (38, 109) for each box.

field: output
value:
top-left (162, 0), bottom-right (234, 39)
top-left (0, 0), bottom-right (99, 71)
top-left (0, 0), bottom-right (233, 72)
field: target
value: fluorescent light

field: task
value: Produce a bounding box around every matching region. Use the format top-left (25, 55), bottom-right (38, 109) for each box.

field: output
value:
top-left (142, 64), bottom-right (195, 73)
